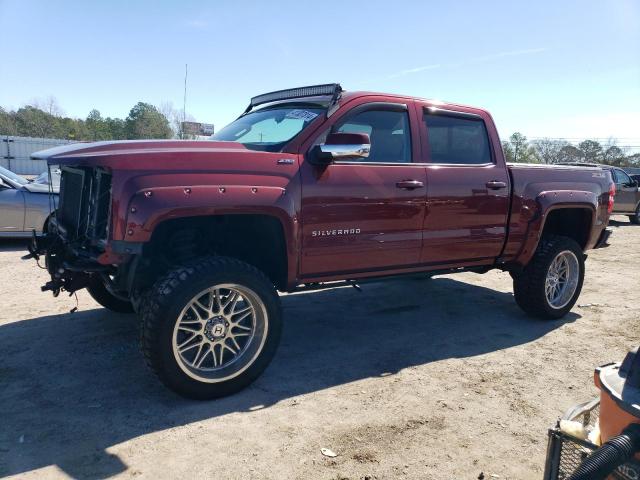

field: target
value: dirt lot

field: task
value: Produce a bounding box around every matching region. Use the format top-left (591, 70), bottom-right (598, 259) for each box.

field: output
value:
top-left (1, 217), bottom-right (638, 480)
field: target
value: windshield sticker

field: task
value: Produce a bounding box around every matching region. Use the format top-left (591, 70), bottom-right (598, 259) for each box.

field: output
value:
top-left (285, 109), bottom-right (319, 122)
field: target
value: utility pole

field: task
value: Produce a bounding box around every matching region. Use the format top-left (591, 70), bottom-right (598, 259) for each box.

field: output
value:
top-left (182, 63), bottom-right (188, 140)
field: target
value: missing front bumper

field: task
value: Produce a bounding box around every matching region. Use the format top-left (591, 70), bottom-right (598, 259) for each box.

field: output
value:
top-left (22, 231), bottom-right (107, 296)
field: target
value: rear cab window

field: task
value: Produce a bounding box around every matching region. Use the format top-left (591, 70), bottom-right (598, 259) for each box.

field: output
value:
top-left (423, 111), bottom-right (493, 165)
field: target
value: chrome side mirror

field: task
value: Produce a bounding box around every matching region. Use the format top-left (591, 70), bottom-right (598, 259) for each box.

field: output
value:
top-left (317, 132), bottom-right (371, 162)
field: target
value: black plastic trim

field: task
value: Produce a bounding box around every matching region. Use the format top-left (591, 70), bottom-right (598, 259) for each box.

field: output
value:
top-left (111, 241), bottom-right (144, 255)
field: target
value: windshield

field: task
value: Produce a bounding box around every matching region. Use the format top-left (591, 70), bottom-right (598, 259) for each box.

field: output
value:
top-left (0, 165), bottom-right (28, 185)
top-left (211, 104), bottom-right (326, 152)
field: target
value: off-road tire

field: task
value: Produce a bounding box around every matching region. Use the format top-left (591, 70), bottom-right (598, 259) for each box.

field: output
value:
top-left (629, 204), bottom-right (640, 224)
top-left (86, 276), bottom-right (134, 313)
top-left (140, 256), bottom-right (282, 400)
top-left (513, 235), bottom-right (585, 320)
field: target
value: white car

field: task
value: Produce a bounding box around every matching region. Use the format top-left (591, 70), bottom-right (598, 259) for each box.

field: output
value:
top-left (0, 166), bottom-right (58, 237)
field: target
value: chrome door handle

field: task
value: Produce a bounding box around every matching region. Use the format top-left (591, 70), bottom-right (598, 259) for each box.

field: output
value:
top-left (396, 180), bottom-right (424, 190)
top-left (486, 180), bottom-right (507, 190)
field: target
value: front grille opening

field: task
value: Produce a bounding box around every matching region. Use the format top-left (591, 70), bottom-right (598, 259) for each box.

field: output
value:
top-left (58, 166), bottom-right (112, 243)
top-left (90, 170), bottom-right (112, 240)
top-left (59, 167), bottom-right (88, 239)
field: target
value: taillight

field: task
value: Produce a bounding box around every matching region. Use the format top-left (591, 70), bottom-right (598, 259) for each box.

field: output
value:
top-left (608, 183), bottom-right (616, 214)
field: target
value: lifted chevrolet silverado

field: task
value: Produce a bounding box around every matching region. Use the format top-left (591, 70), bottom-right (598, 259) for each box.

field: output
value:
top-left (28, 84), bottom-right (615, 399)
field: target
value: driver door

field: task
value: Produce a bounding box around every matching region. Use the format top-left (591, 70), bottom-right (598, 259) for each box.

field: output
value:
top-left (299, 101), bottom-right (427, 278)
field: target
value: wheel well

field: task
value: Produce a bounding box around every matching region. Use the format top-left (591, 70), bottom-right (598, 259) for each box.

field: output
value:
top-left (541, 208), bottom-right (592, 250)
top-left (136, 214), bottom-right (288, 291)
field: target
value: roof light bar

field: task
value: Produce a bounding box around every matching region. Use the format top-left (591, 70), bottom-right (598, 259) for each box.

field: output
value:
top-left (245, 83), bottom-right (342, 113)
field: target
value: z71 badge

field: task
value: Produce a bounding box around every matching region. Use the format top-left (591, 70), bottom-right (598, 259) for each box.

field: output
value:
top-left (312, 228), bottom-right (361, 237)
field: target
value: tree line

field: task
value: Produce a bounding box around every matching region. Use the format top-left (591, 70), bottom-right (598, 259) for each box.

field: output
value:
top-left (502, 132), bottom-right (640, 167)
top-left (1, 99), bottom-right (639, 168)
top-left (0, 98), bottom-right (189, 141)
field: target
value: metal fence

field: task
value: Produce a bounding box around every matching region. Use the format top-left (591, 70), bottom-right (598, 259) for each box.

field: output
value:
top-left (1, 136), bottom-right (75, 175)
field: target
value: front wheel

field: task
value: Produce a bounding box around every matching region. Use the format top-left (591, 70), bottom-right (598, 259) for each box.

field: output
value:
top-left (513, 235), bottom-right (585, 319)
top-left (140, 256), bottom-right (282, 399)
top-left (86, 275), bottom-right (134, 313)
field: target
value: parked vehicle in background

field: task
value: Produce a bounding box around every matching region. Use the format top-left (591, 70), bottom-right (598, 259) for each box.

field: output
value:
top-left (611, 168), bottom-right (640, 224)
top-left (0, 166), bottom-right (58, 237)
top-left (33, 168), bottom-right (61, 189)
top-left (27, 84), bottom-right (615, 399)
top-left (562, 162), bottom-right (640, 224)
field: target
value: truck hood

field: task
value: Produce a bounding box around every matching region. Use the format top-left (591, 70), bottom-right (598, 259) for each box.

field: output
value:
top-left (31, 140), bottom-right (255, 165)
top-left (31, 140), bottom-right (298, 175)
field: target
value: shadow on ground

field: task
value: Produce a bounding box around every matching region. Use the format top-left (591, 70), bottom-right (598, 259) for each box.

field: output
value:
top-left (608, 218), bottom-right (636, 227)
top-left (0, 239), bottom-right (28, 253)
top-left (0, 276), bottom-right (577, 478)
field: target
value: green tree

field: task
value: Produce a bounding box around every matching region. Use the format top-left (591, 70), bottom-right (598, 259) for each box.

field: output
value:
top-left (531, 138), bottom-right (569, 164)
top-left (603, 145), bottom-right (625, 166)
top-left (125, 102), bottom-right (172, 139)
top-left (558, 145), bottom-right (584, 163)
top-left (0, 107), bottom-right (18, 135)
top-left (13, 105), bottom-right (58, 138)
top-left (86, 109), bottom-right (112, 140)
top-left (105, 117), bottom-right (127, 139)
top-left (627, 153), bottom-right (640, 167)
top-left (502, 140), bottom-right (514, 162)
top-left (578, 140), bottom-right (603, 163)
top-left (505, 132), bottom-right (538, 163)
top-left (57, 116), bottom-right (89, 140)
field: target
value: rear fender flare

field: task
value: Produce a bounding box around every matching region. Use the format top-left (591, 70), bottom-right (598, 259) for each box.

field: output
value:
top-left (514, 190), bottom-right (597, 266)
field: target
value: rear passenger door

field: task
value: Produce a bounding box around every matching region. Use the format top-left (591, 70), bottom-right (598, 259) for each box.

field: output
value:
top-left (417, 105), bottom-right (510, 265)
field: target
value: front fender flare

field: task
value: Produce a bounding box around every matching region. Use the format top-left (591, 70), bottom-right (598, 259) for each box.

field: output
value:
top-left (120, 184), bottom-right (296, 243)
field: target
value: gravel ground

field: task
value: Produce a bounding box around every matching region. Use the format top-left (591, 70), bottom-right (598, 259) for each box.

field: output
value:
top-left (1, 217), bottom-right (638, 480)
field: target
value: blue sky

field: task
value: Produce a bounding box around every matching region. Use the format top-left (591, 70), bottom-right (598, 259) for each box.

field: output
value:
top-left (1, 0), bottom-right (638, 144)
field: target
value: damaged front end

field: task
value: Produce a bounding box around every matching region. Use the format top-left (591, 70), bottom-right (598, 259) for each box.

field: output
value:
top-left (23, 166), bottom-right (118, 298)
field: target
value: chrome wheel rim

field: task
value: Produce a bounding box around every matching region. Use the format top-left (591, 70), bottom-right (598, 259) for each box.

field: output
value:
top-left (545, 250), bottom-right (580, 309)
top-left (172, 284), bottom-right (268, 383)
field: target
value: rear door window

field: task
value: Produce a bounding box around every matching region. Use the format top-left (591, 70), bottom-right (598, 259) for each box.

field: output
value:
top-left (423, 113), bottom-right (492, 165)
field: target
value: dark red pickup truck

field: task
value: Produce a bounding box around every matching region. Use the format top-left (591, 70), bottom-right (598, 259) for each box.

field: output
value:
top-left (29, 84), bottom-right (614, 399)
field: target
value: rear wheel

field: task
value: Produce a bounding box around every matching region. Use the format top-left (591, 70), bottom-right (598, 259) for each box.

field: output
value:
top-left (86, 276), bottom-right (134, 313)
top-left (629, 204), bottom-right (640, 224)
top-left (513, 235), bottom-right (585, 319)
top-left (140, 256), bottom-right (282, 399)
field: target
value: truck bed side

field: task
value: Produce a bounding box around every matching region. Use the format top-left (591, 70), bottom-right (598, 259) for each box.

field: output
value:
top-left (502, 163), bottom-right (612, 267)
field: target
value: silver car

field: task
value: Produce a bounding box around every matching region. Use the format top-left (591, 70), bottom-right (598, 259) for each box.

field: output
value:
top-left (0, 166), bottom-right (58, 237)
